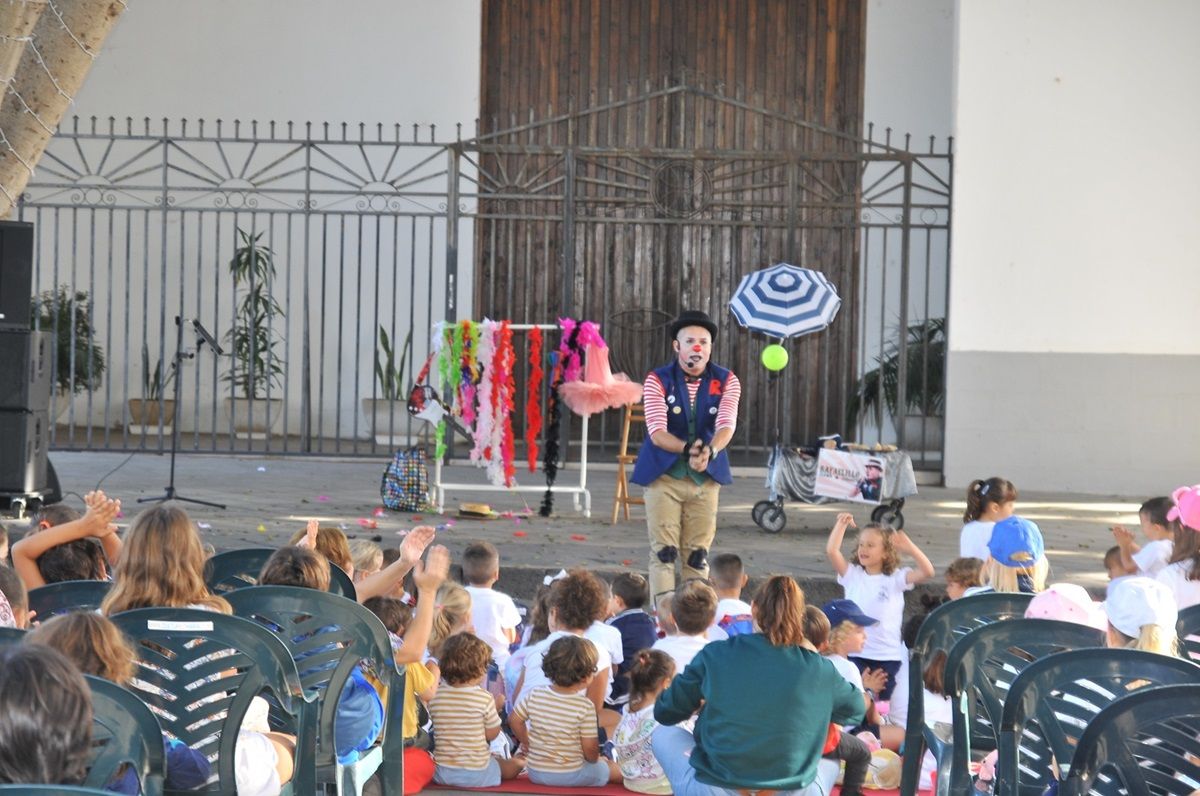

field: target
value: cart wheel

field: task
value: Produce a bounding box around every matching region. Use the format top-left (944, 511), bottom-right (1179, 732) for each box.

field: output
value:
top-left (871, 502), bottom-right (905, 530)
top-left (752, 500), bottom-right (773, 526)
top-left (756, 502), bottom-right (787, 534)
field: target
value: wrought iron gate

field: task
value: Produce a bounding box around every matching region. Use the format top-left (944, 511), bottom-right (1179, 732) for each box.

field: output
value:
top-left (19, 81), bottom-right (950, 468)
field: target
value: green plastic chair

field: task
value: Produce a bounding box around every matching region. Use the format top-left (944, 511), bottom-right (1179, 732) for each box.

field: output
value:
top-left (84, 675), bottom-right (166, 796)
top-left (225, 585), bottom-right (406, 796)
top-left (944, 619), bottom-right (1104, 795)
top-left (1060, 683), bottom-right (1200, 796)
top-left (899, 591), bottom-right (1034, 796)
top-left (108, 607), bottom-right (317, 795)
top-left (996, 648), bottom-right (1200, 796)
top-left (0, 787), bottom-right (119, 795)
top-left (1176, 603), bottom-right (1200, 662)
top-left (27, 580), bottom-right (113, 618)
top-left (205, 546), bottom-right (357, 600)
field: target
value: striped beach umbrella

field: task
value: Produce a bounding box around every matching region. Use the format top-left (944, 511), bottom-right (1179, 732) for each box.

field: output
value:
top-left (728, 262), bottom-right (842, 339)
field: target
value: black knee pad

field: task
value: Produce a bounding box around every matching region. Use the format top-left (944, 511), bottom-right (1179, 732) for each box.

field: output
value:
top-left (656, 545), bottom-right (679, 564)
top-left (687, 548), bottom-right (708, 570)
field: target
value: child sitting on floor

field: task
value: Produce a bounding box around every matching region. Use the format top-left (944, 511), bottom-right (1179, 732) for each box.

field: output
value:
top-left (428, 581), bottom-right (472, 663)
top-left (803, 604), bottom-right (871, 796)
top-left (0, 564), bottom-right (30, 629)
top-left (1110, 496), bottom-right (1177, 578)
top-left (612, 649), bottom-right (675, 795)
top-left (944, 556), bottom-right (984, 599)
top-left (710, 552), bottom-right (754, 636)
top-left (510, 635), bottom-right (623, 787)
top-left (429, 632), bottom-right (526, 787)
top-left (605, 572), bottom-right (659, 710)
top-left (651, 579), bottom-right (720, 671)
top-left (462, 540), bottom-right (522, 669)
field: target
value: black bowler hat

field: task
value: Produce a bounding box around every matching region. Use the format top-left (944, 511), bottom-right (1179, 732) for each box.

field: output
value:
top-left (670, 310), bottom-right (718, 340)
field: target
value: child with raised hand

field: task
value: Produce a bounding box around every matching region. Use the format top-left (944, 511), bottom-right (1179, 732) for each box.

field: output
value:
top-left (294, 520), bottom-right (437, 604)
top-left (826, 512), bottom-right (935, 700)
top-left (821, 599), bottom-right (904, 752)
top-left (960, 477), bottom-right (1018, 560)
top-left (612, 649), bottom-right (675, 795)
top-left (12, 490), bottom-right (121, 591)
top-left (26, 611), bottom-right (212, 793)
top-left (1111, 496), bottom-right (1177, 578)
top-left (428, 581), bottom-right (473, 663)
top-left (348, 539), bottom-right (383, 584)
top-left (430, 632), bottom-right (526, 788)
top-left (510, 635), bottom-right (623, 787)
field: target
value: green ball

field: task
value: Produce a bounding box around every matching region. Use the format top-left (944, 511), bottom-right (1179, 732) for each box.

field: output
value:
top-left (761, 344), bottom-right (789, 371)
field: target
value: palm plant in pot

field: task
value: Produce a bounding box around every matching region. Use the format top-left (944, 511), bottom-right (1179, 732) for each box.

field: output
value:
top-left (222, 228), bottom-right (285, 438)
top-left (128, 343), bottom-right (177, 434)
top-left (31, 286), bottom-right (105, 421)
top-left (363, 325), bottom-right (412, 444)
top-left (845, 317), bottom-right (945, 451)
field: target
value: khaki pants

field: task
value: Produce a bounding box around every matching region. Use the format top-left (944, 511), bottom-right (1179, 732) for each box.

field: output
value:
top-left (643, 475), bottom-right (720, 599)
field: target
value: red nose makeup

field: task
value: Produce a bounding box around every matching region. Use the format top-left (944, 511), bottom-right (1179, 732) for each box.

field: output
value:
top-left (692, 345), bottom-right (702, 352)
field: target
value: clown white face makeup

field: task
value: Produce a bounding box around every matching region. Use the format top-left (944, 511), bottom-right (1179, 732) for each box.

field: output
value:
top-left (673, 326), bottom-right (712, 376)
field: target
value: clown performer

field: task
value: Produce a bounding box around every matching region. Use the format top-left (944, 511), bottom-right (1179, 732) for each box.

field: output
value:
top-left (631, 310), bottom-right (742, 599)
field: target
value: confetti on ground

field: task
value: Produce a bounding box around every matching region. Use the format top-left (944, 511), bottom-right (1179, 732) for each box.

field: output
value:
top-left (396, 529), bottom-right (409, 536)
top-left (256, 524), bottom-right (267, 533)
top-left (197, 522), bottom-right (212, 530)
top-left (116, 511), bottom-right (125, 519)
top-left (622, 559), bottom-right (633, 566)
top-left (411, 515), bottom-right (423, 521)
top-left (357, 518), bottom-right (378, 529)
top-left (316, 495), bottom-right (330, 502)
top-left (373, 507), bottom-right (386, 518)
top-left (256, 466), bottom-right (267, 472)
top-left (435, 522), bottom-right (454, 531)
top-left (513, 530), bottom-right (527, 537)
top-left (570, 534), bottom-right (587, 542)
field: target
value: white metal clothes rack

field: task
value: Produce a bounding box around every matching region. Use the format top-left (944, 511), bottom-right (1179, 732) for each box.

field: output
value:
top-left (431, 322), bottom-right (592, 517)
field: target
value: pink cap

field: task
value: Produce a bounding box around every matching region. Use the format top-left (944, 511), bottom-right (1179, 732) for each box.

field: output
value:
top-left (1168, 485), bottom-right (1200, 531)
top-left (1024, 583), bottom-right (1106, 631)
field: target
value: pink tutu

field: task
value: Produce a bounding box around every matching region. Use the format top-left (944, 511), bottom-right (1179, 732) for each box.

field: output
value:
top-left (558, 345), bottom-right (643, 416)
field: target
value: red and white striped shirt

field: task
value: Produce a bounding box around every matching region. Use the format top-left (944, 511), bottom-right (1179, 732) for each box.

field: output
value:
top-left (643, 370), bottom-right (741, 437)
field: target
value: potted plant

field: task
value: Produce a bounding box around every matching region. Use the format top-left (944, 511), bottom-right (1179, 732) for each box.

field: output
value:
top-left (845, 317), bottom-right (945, 451)
top-left (222, 228), bottom-right (285, 438)
top-left (128, 343), bottom-right (176, 434)
top-left (363, 325), bottom-right (412, 444)
top-left (30, 286), bottom-right (105, 421)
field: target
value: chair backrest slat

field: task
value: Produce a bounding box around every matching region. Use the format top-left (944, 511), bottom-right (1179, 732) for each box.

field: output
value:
top-left (205, 546), bottom-right (357, 599)
top-left (27, 580), bottom-right (112, 618)
top-left (84, 675), bottom-right (166, 796)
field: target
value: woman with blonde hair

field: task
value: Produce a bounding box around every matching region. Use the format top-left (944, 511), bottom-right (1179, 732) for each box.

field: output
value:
top-left (652, 574), bottom-right (864, 796)
top-left (101, 504), bottom-right (230, 615)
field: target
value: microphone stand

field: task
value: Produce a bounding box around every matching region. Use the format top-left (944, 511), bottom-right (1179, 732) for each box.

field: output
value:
top-left (138, 317), bottom-right (226, 509)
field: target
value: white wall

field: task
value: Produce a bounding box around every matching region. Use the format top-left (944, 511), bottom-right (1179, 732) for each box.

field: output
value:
top-left (71, 0), bottom-right (481, 135)
top-left (945, 0), bottom-right (1200, 495)
top-left (949, 0), bottom-right (1200, 356)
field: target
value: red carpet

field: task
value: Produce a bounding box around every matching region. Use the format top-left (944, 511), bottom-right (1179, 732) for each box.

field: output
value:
top-left (426, 780), bottom-right (926, 795)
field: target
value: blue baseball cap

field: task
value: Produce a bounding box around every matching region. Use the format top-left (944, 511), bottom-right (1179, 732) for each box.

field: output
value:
top-left (987, 516), bottom-right (1045, 568)
top-left (821, 599), bottom-right (878, 628)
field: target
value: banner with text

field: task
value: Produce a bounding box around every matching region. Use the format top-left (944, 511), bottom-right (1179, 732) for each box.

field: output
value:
top-left (814, 449), bottom-right (885, 505)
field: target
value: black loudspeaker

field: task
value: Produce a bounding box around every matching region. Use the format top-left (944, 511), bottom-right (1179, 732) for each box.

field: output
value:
top-left (0, 220), bottom-right (34, 331)
top-left (0, 410), bottom-right (48, 493)
top-left (0, 329), bottom-right (52, 411)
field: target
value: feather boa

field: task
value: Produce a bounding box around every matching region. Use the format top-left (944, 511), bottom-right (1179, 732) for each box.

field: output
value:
top-left (470, 321), bottom-right (498, 464)
top-left (493, 321), bottom-right (517, 487)
top-left (541, 319), bottom-right (583, 516)
top-left (433, 322), bottom-right (453, 460)
top-left (457, 321), bottom-right (480, 428)
top-left (525, 328), bottom-right (544, 471)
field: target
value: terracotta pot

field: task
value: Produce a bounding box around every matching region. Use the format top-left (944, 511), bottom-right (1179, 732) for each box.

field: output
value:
top-left (223, 397), bottom-right (284, 439)
top-left (127, 398), bottom-right (177, 434)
